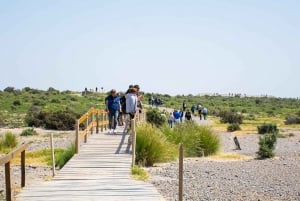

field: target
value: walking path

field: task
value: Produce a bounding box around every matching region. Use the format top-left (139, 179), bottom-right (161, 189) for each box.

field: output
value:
top-left (16, 127), bottom-right (165, 201)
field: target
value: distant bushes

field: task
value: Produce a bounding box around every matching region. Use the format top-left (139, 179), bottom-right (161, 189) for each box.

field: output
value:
top-left (146, 108), bottom-right (166, 127)
top-left (227, 123), bottom-right (241, 132)
top-left (285, 112), bottom-right (300, 124)
top-left (21, 128), bottom-right (38, 136)
top-left (219, 110), bottom-right (243, 124)
top-left (25, 108), bottom-right (79, 130)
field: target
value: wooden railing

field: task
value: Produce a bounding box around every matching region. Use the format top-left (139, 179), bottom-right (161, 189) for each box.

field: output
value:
top-left (0, 143), bottom-right (28, 201)
top-left (75, 108), bottom-right (109, 154)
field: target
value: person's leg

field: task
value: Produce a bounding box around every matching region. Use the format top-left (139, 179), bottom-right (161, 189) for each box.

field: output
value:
top-left (108, 112), bottom-right (113, 131)
top-left (113, 110), bottom-right (119, 131)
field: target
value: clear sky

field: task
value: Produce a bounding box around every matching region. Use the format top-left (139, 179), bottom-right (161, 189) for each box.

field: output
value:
top-left (1, 0), bottom-right (299, 97)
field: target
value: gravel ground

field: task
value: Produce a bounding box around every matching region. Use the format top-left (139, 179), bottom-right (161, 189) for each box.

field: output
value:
top-left (146, 129), bottom-right (300, 201)
top-left (1, 127), bottom-right (300, 201)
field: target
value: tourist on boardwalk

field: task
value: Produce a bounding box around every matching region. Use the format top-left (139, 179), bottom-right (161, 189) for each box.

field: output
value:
top-left (191, 105), bottom-right (195, 115)
top-left (197, 104), bottom-right (202, 120)
top-left (185, 110), bottom-right (192, 120)
top-left (202, 107), bottom-right (208, 120)
top-left (168, 112), bottom-right (175, 128)
top-left (125, 87), bottom-right (138, 120)
top-left (182, 100), bottom-right (187, 111)
top-left (134, 84), bottom-right (143, 114)
top-left (173, 110), bottom-right (181, 124)
top-left (105, 89), bottom-right (121, 134)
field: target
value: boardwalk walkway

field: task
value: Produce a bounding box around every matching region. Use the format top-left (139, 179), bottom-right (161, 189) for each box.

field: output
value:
top-left (16, 128), bottom-right (165, 201)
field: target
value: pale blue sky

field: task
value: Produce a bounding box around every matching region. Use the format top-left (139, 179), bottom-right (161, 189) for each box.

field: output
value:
top-left (1, 0), bottom-right (299, 97)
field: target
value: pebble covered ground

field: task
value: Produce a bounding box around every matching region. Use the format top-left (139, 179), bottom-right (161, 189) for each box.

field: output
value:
top-left (146, 129), bottom-right (300, 201)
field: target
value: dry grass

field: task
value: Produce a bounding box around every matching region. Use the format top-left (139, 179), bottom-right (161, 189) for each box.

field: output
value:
top-left (207, 152), bottom-right (253, 161)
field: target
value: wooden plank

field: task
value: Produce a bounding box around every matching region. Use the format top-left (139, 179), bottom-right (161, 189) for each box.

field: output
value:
top-left (0, 143), bottom-right (28, 165)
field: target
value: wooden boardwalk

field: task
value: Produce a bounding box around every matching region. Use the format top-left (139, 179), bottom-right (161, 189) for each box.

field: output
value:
top-left (16, 128), bottom-right (165, 201)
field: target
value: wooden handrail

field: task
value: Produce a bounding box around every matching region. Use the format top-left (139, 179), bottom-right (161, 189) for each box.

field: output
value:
top-left (0, 143), bottom-right (28, 201)
top-left (75, 108), bottom-right (109, 154)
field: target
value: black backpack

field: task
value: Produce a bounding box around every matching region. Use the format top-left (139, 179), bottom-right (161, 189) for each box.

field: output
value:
top-left (120, 96), bottom-right (126, 112)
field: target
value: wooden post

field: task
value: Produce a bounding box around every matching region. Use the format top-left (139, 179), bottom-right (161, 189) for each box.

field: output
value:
top-left (179, 143), bottom-right (183, 201)
top-left (96, 111), bottom-right (99, 134)
top-left (101, 113), bottom-right (104, 132)
top-left (21, 150), bottom-right (26, 187)
top-left (50, 133), bottom-right (56, 176)
top-left (85, 113), bottom-right (88, 143)
top-left (131, 119), bottom-right (136, 167)
top-left (91, 109), bottom-right (94, 134)
top-left (75, 120), bottom-right (79, 154)
top-left (5, 162), bottom-right (11, 201)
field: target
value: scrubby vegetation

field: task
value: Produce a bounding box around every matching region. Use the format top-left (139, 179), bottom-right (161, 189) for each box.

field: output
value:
top-left (55, 142), bottom-right (76, 169)
top-left (135, 121), bottom-right (220, 166)
top-left (257, 123), bottom-right (279, 135)
top-left (135, 123), bottom-right (176, 166)
top-left (257, 132), bottom-right (278, 159)
top-left (146, 108), bottom-right (166, 127)
top-left (227, 123), bottom-right (241, 132)
top-left (20, 128), bottom-right (38, 136)
top-left (0, 132), bottom-right (18, 151)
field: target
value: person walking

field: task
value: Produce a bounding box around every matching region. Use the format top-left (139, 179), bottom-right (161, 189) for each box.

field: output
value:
top-left (202, 107), bottom-right (208, 120)
top-left (168, 112), bottom-right (175, 128)
top-left (105, 89), bottom-right (121, 134)
top-left (125, 87), bottom-right (138, 120)
top-left (185, 110), bottom-right (192, 121)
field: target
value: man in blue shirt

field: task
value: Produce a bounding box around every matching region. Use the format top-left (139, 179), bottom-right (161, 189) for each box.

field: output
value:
top-left (105, 89), bottom-right (121, 134)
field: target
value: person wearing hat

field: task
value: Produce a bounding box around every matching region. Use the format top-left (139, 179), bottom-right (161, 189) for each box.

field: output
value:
top-left (105, 89), bottom-right (121, 133)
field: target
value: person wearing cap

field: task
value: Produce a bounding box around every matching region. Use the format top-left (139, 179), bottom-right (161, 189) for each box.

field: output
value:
top-left (105, 89), bottom-right (121, 134)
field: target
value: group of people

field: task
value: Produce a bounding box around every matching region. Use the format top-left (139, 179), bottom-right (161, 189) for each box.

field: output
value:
top-left (105, 84), bottom-right (143, 134)
top-left (167, 101), bottom-right (208, 128)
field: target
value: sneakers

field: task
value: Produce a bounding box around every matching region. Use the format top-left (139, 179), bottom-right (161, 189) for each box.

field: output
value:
top-left (108, 129), bottom-right (112, 134)
top-left (113, 129), bottom-right (116, 134)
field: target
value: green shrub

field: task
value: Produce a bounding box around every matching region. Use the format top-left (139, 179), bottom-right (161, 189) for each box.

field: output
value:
top-left (13, 100), bottom-right (21, 106)
top-left (1, 132), bottom-right (18, 148)
top-left (257, 133), bottom-right (277, 159)
top-left (146, 108), bottom-right (166, 127)
top-left (227, 123), bottom-right (241, 132)
top-left (25, 109), bottom-right (78, 130)
top-left (257, 123), bottom-right (278, 134)
top-left (219, 110), bottom-right (243, 124)
top-left (56, 143), bottom-right (75, 169)
top-left (285, 115), bottom-right (300, 125)
top-left (162, 121), bottom-right (220, 157)
top-left (21, 128), bottom-right (38, 136)
top-left (135, 123), bottom-right (177, 167)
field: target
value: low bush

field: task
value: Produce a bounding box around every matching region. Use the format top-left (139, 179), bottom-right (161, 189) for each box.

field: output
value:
top-left (257, 123), bottom-right (278, 134)
top-left (13, 100), bottom-right (21, 106)
top-left (146, 108), bottom-right (166, 127)
top-left (227, 123), bottom-right (241, 132)
top-left (135, 123), bottom-right (177, 167)
top-left (162, 121), bottom-right (220, 157)
top-left (257, 132), bottom-right (277, 159)
top-left (25, 109), bottom-right (79, 130)
top-left (56, 143), bottom-right (75, 169)
top-left (219, 110), bottom-right (243, 124)
top-left (21, 128), bottom-right (38, 136)
top-left (1, 132), bottom-right (18, 149)
top-left (131, 165), bottom-right (149, 181)
top-left (285, 115), bottom-right (300, 125)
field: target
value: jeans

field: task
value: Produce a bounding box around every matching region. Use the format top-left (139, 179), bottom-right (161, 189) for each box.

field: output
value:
top-left (108, 110), bottom-right (119, 130)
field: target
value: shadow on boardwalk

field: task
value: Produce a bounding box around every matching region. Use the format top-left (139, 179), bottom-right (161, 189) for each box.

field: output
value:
top-left (16, 128), bottom-right (165, 201)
